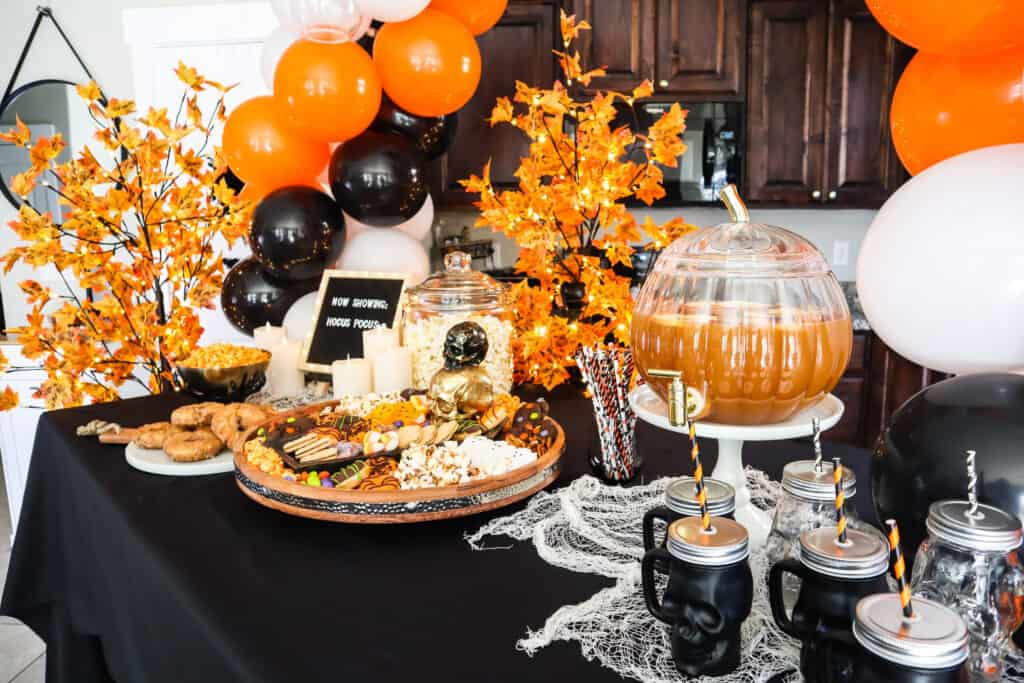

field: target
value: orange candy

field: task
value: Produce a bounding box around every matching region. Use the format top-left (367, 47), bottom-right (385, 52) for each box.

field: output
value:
top-left (429, 0), bottom-right (507, 36)
top-left (273, 39), bottom-right (382, 143)
top-left (222, 96), bottom-right (329, 190)
top-left (373, 8), bottom-right (481, 117)
top-left (866, 0), bottom-right (1024, 57)
top-left (890, 48), bottom-right (1024, 175)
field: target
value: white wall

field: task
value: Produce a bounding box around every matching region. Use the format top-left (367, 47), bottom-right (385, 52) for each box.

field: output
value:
top-left (0, 0), bottom-right (267, 331)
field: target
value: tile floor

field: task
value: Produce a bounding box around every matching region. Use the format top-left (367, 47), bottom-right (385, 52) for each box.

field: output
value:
top-left (0, 462), bottom-right (45, 682)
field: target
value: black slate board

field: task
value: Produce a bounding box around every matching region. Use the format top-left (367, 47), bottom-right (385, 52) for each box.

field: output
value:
top-left (300, 270), bottom-right (407, 372)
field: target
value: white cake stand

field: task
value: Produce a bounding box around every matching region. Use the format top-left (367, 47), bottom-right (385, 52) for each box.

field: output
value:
top-left (629, 384), bottom-right (845, 550)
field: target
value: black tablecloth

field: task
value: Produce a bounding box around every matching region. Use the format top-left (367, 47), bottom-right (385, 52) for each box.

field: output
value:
top-left (1, 394), bottom-right (876, 683)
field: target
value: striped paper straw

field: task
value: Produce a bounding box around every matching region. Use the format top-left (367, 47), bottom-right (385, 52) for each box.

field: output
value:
top-left (689, 421), bottom-right (710, 531)
top-left (833, 457), bottom-right (848, 543)
top-left (812, 417), bottom-right (823, 472)
top-left (886, 519), bottom-right (914, 619)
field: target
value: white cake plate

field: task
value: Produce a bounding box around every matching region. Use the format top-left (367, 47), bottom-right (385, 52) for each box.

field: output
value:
top-left (126, 443), bottom-right (235, 476)
top-left (629, 384), bottom-right (845, 550)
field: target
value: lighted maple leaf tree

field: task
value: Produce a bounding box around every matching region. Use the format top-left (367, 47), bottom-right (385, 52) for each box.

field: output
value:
top-left (462, 12), bottom-right (695, 389)
top-left (0, 63), bottom-right (252, 409)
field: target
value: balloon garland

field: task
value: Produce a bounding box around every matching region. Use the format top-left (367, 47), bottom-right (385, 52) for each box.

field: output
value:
top-left (221, 0), bottom-right (503, 335)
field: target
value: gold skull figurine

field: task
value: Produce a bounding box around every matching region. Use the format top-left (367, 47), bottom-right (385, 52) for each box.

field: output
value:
top-left (427, 321), bottom-right (495, 420)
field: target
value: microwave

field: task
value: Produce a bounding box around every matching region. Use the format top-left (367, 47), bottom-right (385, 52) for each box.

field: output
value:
top-left (623, 100), bottom-right (743, 205)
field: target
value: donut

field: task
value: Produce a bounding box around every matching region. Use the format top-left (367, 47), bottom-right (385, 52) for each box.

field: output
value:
top-left (171, 402), bottom-right (224, 428)
top-left (134, 422), bottom-right (174, 450)
top-left (211, 404), bottom-right (271, 452)
top-left (163, 428), bottom-right (223, 462)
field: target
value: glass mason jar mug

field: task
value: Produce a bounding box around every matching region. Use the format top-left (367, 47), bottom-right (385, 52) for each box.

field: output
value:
top-left (911, 500), bottom-right (1024, 682)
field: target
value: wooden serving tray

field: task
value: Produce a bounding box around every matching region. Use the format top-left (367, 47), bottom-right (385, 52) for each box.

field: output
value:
top-left (233, 401), bottom-right (565, 524)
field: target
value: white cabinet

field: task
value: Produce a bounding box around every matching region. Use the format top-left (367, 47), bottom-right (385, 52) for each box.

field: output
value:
top-left (0, 343), bottom-right (46, 539)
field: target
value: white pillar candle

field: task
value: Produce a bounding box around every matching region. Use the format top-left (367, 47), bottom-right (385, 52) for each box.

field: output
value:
top-left (269, 340), bottom-right (305, 397)
top-left (370, 346), bottom-right (413, 394)
top-left (362, 326), bottom-right (398, 362)
top-left (254, 323), bottom-right (286, 350)
top-left (332, 358), bottom-right (373, 398)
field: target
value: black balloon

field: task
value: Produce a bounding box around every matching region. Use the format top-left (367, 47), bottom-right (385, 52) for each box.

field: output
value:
top-left (249, 186), bottom-right (346, 282)
top-left (357, 20), bottom-right (384, 53)
top-left (873, 373), bottom-right (1024, 567)
top-left (328, 130), bottom-right (428, 227)
top-left (373, 95), bottom-right (457, 160)
top-left (220, 258), bottom-right (318, 335)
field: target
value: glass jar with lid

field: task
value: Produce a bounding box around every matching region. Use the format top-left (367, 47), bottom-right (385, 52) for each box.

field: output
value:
top-left (631, 185), bottom-right (852, 425)
top-left (911, 500), bottom-right (1024, 682)
top-left (402, 251), bottom-right (514, 393)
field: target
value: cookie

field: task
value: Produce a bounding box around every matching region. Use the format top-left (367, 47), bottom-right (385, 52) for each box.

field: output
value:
top-left (164, 428), bottom-right (223, 462)
top-left (171, 402), bottom-right (223, 428)
top-left (134, 422), bottom-right (175, 450)
top-left (211, 403), bottom-right (272, 451)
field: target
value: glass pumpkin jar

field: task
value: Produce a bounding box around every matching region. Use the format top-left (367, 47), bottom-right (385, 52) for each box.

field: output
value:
top-left (402, 251), bottom-right (514, 393)
top-left (631, 185), bottom-right (852, 425)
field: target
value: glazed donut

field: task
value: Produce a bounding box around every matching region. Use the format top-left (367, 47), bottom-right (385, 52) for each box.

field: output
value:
top-left (134, 422), bottom-right (174, 450)
top-left (211, 404), bottom-right (272, 452)
top-left (163, 428), bottom-right (223, 462)
top-left (171, 402), bottom-right (223, 428)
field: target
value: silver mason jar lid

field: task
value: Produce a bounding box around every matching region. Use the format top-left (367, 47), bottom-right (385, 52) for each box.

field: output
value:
top-left (798, 527), bottom-right (889, 579)
top-left (781, 459), bottom-right (857, 502)
top-left (853, 594), bottom-right (968, 670)
top-left (667, 516), bottom-right (749, 566)
top-left (926, 500), bottom-right (1023, 554)
top-left (666, 477), bottom-right (736, 517)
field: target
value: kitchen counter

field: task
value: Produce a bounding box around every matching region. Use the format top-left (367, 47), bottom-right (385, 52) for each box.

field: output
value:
top-left (841, 281), bottom-right (870, 331)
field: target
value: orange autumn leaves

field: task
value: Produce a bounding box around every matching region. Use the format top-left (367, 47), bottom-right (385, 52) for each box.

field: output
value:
top-left (0, 64), bottom-right (251, 410)
top-left (461, 11), bottom-right (692, 389)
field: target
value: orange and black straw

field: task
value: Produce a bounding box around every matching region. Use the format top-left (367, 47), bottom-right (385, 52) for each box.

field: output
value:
top-left (689, 421), bottom-right (711, 531)
top-left (833, 457), bottom-right (848, 543)
top-left (886, 519), bottom-right (914, 619)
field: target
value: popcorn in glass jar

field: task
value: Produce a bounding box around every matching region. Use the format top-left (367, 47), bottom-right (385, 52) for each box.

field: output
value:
top-left (402, 251), bottom-right (513, 393)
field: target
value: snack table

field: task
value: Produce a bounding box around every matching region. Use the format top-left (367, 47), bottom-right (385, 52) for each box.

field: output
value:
top-left (0, 393), bottom-right (876, 683)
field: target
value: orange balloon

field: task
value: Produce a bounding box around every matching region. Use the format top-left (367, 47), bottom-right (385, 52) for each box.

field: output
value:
top-left (373, 8), bottom-right (481, 117)
top-left (866, 0), bottom-right (1024, 57)
top-left (273, 39), bottom-right (382, 143)
top-left (429, 0), bottom-right (507, 36)
top-left (222, 96), bottom-right (329, 190)
top-left (891, 49), bottom-right (1024, 175)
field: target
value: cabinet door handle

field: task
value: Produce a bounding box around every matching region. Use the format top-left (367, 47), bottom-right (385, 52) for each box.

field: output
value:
top-left (811, 190), bottom-right (822, 199)
top-left (828, 190), bottom-right (838, 200)
top-left (658, 79), bottom-right (669, 88)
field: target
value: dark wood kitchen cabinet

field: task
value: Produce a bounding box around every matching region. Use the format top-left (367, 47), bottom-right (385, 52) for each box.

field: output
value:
top-left (567, 0), bottom-right (747, 98)
top-left (746, 0), bottom-right (912, 206)
top-left (433, 1), bottom-right (559, 204)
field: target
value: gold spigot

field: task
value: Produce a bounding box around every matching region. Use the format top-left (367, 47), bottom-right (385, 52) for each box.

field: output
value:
top-left (648, 369), bottom-right (689, 428)
top-left (719, 184), bottom-right (750, 223)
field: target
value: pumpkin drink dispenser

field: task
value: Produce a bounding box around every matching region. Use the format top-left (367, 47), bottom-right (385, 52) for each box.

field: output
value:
top-left (632, 185), bottom-right (852, 425)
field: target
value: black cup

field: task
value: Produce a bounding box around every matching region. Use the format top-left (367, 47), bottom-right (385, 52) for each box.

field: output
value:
top-left (642, 477), bottom-right (736, 567)
top-left (642, 517), bottom-right (752, 677)
top-left (770, 558), bottom-right (889, 682)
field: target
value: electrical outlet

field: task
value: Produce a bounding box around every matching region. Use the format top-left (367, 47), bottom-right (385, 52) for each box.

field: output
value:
top-left (832, 241), bottom-right (850, 267)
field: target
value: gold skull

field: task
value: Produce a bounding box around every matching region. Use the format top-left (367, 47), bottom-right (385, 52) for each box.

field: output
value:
top-left (427, 366), bottom-right (495, 420)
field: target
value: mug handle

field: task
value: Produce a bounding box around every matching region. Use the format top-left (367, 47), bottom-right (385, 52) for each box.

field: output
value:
top-left (642, 547), bottom-right (673, 624)
top-left (642, 505), bottom-right (673, 552)
top-left (768, 558), bottom-right (808, 638)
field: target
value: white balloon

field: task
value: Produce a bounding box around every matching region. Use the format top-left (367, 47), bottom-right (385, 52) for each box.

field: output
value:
top-left (341, 211), bottom-right (373, 242)
top-left (394, 194), bottom-right (434, 241)
top-left (335, 228), bottom-right (430, 285)
top-left (856, 143), bottom-right (1024, 375)
top-left (272, 0), bottom-right (371, 43)
top-left (261, 26), bottom-right (300, 90)
top-left (283, 291), bottom-right (319, 343)
top-left (354, 0), bottom-right (429, 23)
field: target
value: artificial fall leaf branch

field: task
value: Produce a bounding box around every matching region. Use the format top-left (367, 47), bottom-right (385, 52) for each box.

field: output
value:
top-left (0, 63), bottom-right (252, 410)
top-left (461, 11), bottom-right (696, 389)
